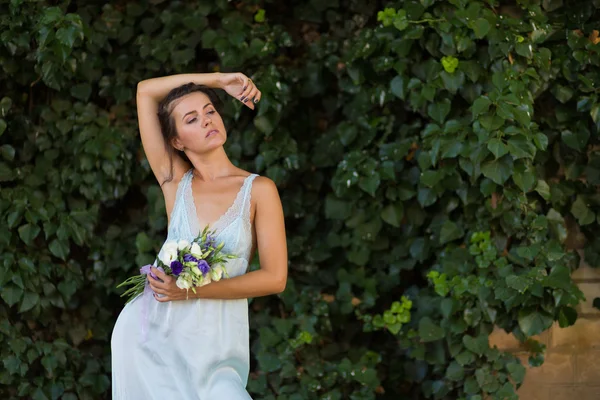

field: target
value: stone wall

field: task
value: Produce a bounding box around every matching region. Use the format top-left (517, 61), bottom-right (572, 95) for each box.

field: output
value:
top-left (489, 261), bottom-right (600, 399)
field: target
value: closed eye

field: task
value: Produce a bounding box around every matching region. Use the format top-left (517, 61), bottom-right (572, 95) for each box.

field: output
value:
top-left (187, 118), bottom-right (197, 124)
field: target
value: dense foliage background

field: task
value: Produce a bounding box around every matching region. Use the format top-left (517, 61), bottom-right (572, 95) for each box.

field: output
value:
top-left (2, 0), bottom-right (600, 398)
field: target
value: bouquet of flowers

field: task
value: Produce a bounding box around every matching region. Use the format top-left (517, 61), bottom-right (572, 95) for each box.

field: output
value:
top-left (117, 226), bottom-right (236, 303)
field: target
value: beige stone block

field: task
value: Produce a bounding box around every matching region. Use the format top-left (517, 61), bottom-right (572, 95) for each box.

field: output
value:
top-left (575, 282), bottom-right (600, 315)
top-left (526, 352), bottom-right (574, 384)
top-left (571, 263), bottom-right (600, 281)
top-left (516, 378), bottom-right (549, 400)
top-left (551, 319), bottom-right (600, 350)
top-left (575, 350), bottom-right (600, 383)
top-left (577, 387), bottom-right (600, 400)
top-left (549, 386), bottom-right (582, 399)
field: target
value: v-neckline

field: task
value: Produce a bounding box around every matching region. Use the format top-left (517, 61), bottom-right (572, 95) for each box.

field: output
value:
top-left (187, 169), bottom-right (252, 235)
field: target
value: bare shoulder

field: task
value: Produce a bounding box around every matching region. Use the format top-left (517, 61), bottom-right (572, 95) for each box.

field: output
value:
top-left (251, 176), bottom-right (279, 199)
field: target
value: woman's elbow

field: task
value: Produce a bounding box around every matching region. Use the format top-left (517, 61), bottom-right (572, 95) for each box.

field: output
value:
top-left (273, 275), bottom-right (287, 294)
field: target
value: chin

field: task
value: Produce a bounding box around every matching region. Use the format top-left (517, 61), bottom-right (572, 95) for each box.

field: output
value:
top-left (200, 138), bottom-right (227, 153)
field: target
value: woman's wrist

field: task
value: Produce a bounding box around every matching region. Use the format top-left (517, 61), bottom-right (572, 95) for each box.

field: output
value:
top-left (212, 72), bottom-right (224, 90)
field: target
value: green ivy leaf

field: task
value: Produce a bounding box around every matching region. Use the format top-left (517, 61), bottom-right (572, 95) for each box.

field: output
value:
top-left (390, 75), bottom-right (406, 100)
top-left (18, 224), bottom-right (41, 246)
top-left (427, 99), bottom-right (451, 124)
top-left (446, 361), bottom-right (465, 381)
top-left (70, 83), bottom-right (92, 101)
top-left (506, 275), bottom-right (530, 293)
top-left (471, 18), bottom-right (490, 39)
top-left (507, 135), bottom-right (535, 159)
top-left (1, 285), bottom-right (23, 307)
top-left (420, 170), bottom-right (444, 187)
top-left (359, 172), bottom-right (381, 196)
top-left (562, 129), bottom-right (589, 151)
top-left (325, 195), bottom-right (352, 220)
top-left (571, 196), bottom-right (595, 225)
top-left (19, 292), bottom-right (40, 313)
top-left (441, 56), bottom-right (459, 73)
top-left (533, 132), bottom-right (549, 150)
top-left (481, 156), bottom-right (513, 185)
top-left (462, 334), bottom-right (488, 356)
top-left (507, 362), bottom-right (526, 384)
top-left (513, 161), bottom-right (536, 192)
top-left (558, 306), bottom-right (577, 328)
top-left (439, 220), bottom-right (463, 244)
top-left (471, 97), bottom-right (491, 118)
top-left (487, 138), bottom-right (508, 159)
top-left (254, 9), bottom-right (266, 23)
top-left (393, 9), bottom-right (409, 31)
top-left (535, 180), bottom-right (551, 200)
top-left (381, 203), bottom-right (404, 227)
top-left (518, 308), bottom-right (553, 336)
top-left (418, 317), bottom-right (445, 342)
top-left (49, 238), bottom-right (70, 260)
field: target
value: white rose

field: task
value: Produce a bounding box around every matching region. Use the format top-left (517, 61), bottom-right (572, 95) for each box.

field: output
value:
top-left (198, 274), bottom-right (212, 287)
top-left (159, 247), bottom-right (178, 266)
top-left (190, 242), bottom-right (203, 257)
top-left (163, 240), bottom-right (178, 253)
top-left (176, 276), bottom-right (191, 290)
top-left (210, 265), bottom-right (224, 281)
top-left (177, 239), bottom-right (190, 251)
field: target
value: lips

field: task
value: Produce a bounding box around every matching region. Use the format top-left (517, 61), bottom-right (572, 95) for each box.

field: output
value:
top-left (205, 129), bottom-right (218, 138)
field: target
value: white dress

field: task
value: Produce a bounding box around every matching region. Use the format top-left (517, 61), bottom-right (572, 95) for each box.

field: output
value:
top-left (111, 169), bottom-right (258, 399)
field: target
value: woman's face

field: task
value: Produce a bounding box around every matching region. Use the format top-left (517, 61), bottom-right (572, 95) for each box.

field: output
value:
top-left (171, 91), bottom-right (227, 154)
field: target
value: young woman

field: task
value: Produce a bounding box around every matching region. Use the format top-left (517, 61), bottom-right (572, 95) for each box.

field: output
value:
top-left (111, 72), bottom-right (288, 399)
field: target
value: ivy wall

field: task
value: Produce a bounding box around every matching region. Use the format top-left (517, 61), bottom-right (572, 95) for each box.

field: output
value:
top-left (1, 0), bottom-right (600, 399)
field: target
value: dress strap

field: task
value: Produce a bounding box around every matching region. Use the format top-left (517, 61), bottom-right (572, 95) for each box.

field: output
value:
top-left (241, 174), bottom-right (258, 222)
top-left (167, 168), bottom-right (194, 240)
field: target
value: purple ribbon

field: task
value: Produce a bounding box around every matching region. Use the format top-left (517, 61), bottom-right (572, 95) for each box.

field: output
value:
top-left (139, 264), bottom-right (164, 342)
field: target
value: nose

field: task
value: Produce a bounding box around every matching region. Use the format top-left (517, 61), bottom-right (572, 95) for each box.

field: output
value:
top-left (203, 115), bottom-right (212, 127)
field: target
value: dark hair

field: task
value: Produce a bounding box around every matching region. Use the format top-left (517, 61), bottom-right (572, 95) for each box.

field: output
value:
top-left (156, 83), bottom-right (224, 185)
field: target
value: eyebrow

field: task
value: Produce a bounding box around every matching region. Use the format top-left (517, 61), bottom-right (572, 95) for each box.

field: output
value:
top-left (182, 103), bottom-right (213, 120)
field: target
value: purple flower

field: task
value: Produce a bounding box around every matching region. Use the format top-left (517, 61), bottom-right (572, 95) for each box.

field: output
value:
top-left (183, 253), bottom-right (198, 263)
top-left (170, 260), bottom-right (183, 276)
top-left (197, 260), bottom-right (210, 275)
top-left (203, 235), bottom-right (216, 251)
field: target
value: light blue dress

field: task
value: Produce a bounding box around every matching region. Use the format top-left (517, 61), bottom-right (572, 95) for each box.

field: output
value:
top-left (111, 169), bottom-right (258, 399)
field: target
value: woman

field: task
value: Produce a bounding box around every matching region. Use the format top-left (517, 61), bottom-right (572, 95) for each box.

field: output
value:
top-left (111, 72), bottom-right (288, 399)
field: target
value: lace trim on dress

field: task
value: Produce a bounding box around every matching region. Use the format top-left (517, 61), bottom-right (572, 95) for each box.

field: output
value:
top-left (183, 169), bottom-right (258, 237)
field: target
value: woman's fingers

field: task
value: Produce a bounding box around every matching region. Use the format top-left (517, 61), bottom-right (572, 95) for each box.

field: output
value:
top-left (149, 279), bottom-right (167, 293)
top-left (239, 80), bottom-right (254, 101)
top-left (237, 73), bottom-right (249, 95)
top-left (154, 293), bottom-right (169, 302)
top-left (252, 90), bottom-right (262, 104)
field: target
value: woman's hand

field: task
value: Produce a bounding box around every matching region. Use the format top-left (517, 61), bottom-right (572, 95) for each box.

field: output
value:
top-left (148, 266), bottom-right (190, 302)
top-left (218, 72), bottom-right (262, 110)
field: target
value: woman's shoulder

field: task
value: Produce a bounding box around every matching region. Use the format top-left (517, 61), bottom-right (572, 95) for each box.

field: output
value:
top-left (249, 175), bottom-right (278, 199)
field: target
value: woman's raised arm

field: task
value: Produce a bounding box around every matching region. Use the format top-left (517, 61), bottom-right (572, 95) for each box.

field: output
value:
top-left (135, 72), bottom-right (260, 184)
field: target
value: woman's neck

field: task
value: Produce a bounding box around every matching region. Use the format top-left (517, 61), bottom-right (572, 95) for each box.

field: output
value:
top-left (186, 147), bottom-right (238, 181)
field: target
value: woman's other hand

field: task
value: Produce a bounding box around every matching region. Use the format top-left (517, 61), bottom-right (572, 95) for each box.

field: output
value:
top-left (219, 72), bottom-right (261, 110)
top-left (148, 266), bottom-right (189, 302)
